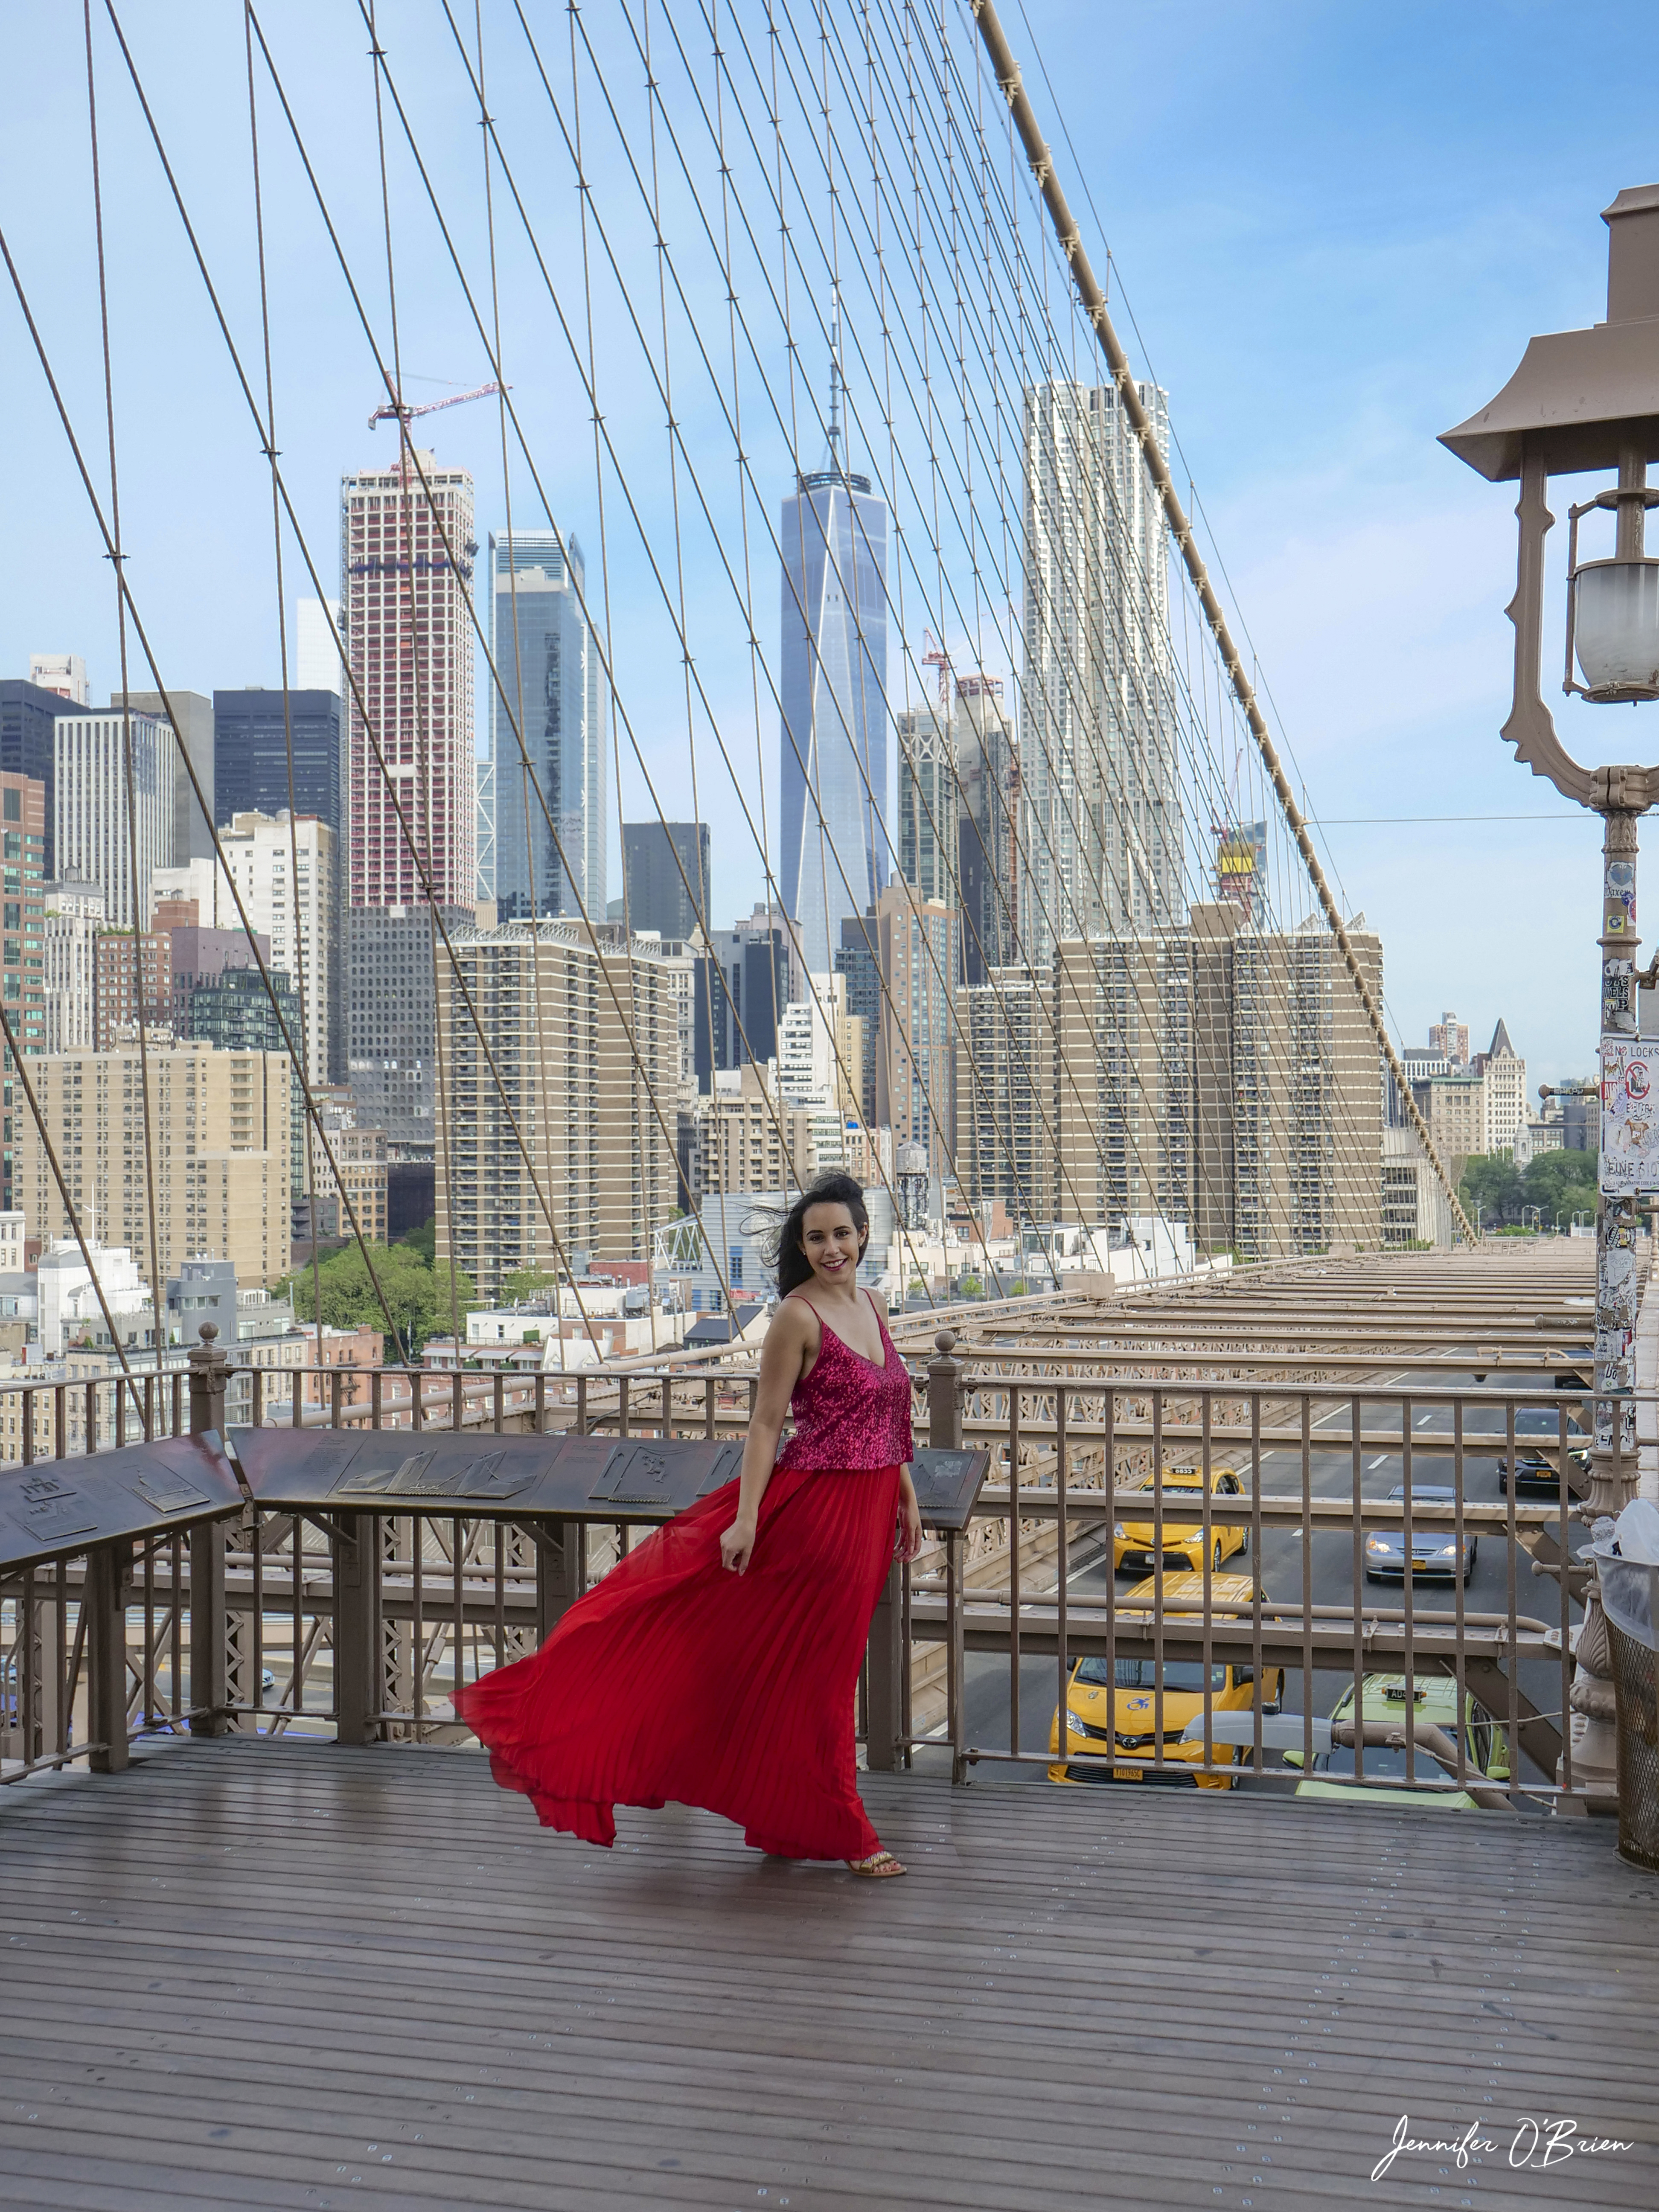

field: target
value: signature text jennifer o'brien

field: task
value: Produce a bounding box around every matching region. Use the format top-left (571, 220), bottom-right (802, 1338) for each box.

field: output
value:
top-left (1370, 2115), bottom-right (1635, 2183)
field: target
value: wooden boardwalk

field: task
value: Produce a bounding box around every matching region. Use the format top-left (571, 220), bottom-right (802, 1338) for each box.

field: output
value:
top-left (0, 1741), bottom-right (1655, 2211)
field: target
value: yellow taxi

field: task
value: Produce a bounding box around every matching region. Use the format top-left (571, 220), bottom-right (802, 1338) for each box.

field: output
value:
top-left (1112, 1462), bottom-right (1247, 1577)
top-left (1047, 1572), bottom-right (1282, 1788)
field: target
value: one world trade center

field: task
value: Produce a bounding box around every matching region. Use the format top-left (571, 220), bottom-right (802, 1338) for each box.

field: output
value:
top-left (779, 344), bottom-right (888, 975)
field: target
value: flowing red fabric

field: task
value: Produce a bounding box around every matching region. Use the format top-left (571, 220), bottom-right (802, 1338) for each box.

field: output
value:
top-left (452, 1461), bottom-right (902, 1860)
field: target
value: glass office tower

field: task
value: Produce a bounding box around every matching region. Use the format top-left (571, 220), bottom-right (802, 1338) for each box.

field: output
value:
top-left (486, 528), bottom-right (606, 923)
top-left (778, 444), bottom-right (888, 976)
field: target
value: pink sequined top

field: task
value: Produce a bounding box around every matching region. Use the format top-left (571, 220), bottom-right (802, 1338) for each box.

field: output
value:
top-left (774, 1290), bottom-right (914, 1472)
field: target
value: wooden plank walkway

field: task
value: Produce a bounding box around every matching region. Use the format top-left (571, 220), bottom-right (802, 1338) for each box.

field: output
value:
top-left (0, 1740), bottom-right (1655, 2211)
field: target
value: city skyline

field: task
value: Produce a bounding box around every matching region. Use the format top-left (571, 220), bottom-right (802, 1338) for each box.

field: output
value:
top-left (6, 0), bottom-right (1654, 1115)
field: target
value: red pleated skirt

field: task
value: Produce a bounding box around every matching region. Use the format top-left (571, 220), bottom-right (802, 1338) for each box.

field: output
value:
top-left (452, 1462), bottom-right (902, 1860)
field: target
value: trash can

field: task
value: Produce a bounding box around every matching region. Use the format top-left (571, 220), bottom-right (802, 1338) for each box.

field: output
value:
top-left (1593, 1546), bottom-right (1659, 1874)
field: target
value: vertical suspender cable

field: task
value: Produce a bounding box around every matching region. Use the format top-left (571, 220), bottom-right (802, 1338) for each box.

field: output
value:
top-left (969, 0), bottom-right (1472, 1243)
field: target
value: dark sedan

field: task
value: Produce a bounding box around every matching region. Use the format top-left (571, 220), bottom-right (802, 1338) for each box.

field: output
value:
top-left (1496, 1409), bottom-right (1589, 1497)
top-left (1363, 1485), bottom-right (1476, 1583)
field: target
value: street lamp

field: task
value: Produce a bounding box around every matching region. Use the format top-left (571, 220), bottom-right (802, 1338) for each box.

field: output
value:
top-left (1443, 183), bottom-right (1659, 1800)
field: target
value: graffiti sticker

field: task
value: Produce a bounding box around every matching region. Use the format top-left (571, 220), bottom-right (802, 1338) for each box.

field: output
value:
top-left (1600, 1039), bottom-right (1659, 1193)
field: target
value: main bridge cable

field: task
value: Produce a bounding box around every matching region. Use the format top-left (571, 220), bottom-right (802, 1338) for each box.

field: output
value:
top-left (82, 0), bottom-right (166, 1378)
top-left (3, 242), bottom-right (406, 1367)
top-left (451, 0), bottom-right (1353, 1283)
top-left (872, 0), bottom-right (1387, 1240)
top-left (856, 0), bottom-right (1398, 1242)
top-left (1011, 0), bottom-right (1380, 989)
top-left (969, 0), bottom-right (1471, 1241)
top-left (106, 4), bottom-right (625, 1348)
top-left (794, 0), bottom-right (1362, 1194)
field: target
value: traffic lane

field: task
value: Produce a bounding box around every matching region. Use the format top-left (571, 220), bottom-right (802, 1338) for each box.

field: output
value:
top-left (1052, 1474), bottom-right (1568, 1794)
top-left (1249, 1439), bottom-right (1574, 1795)
top-left (959, 1410), bottom-right (1583, 1792)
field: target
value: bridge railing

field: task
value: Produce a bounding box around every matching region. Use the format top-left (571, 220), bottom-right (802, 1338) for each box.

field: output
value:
top-left (0, 1331), bottom-right (1606, 1809)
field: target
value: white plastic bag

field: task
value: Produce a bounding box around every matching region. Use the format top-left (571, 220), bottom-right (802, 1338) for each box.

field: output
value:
top-left (1612, 1495), bottom-right (1659, 1565)
top-left (1592, 1540), bottom-right (1659, 1652)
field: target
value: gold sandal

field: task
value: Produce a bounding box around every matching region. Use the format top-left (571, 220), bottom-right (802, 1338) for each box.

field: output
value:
top-left (847, 1849), bottom-right (907, 1878)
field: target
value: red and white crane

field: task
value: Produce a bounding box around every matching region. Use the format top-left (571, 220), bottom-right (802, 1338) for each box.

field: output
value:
top-left (367, 381), bottom-right (508, 431)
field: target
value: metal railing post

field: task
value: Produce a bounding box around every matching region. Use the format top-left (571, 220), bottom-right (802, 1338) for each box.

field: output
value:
top-left (86, 1538), bottom-right (131, 1773)
top-left (928, 1327), bottom-right (963, 1450)
top-left (864, 1565), bottom-right (904, 1772)
top-left (333, 1509), bottom-right (381, 1744)
top-left (925, 1327), bottom-right (970, 1781)
top-left (535, 1519), bottom-right (579, 1646)
top-left (188, 1326), bottom-right (231, 1737)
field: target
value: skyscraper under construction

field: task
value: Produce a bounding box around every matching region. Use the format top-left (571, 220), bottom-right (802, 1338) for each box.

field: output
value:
top-left (1018, 380), bottom-right (1182, 961)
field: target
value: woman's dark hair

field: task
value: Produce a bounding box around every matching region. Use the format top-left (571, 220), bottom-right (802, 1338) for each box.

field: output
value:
top-left (763, 1174), bottom-right (870, 1297)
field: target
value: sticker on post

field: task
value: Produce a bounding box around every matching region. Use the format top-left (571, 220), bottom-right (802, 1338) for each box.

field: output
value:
top-left (1599, 1040), bottom-right (1659, 1193)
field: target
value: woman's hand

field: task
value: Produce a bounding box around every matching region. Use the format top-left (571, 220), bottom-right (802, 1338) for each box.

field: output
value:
top-left (720, 1514), bottom-right (759, 1575)
top-left (895, 1475), bottom-right (924, 1563)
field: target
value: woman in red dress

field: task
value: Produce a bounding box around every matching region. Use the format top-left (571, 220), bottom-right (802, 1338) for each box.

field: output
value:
top-left (453, 1174), bottom-right (923, 1878)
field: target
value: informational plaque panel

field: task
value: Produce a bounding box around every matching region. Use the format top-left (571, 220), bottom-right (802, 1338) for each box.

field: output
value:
top-left (232, 1428), bottom-right (992, 1533)
top-left (0, 1434), bottom-right (243, 1572)
top-left (907, 1447), bottom-right (993, 1534)
top-left (235, 1427), bottom-right (737, 1522)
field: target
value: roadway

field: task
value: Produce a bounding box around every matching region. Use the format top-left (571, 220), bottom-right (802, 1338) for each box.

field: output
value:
top-left (956, 1362), bottom-right (1588, 1801)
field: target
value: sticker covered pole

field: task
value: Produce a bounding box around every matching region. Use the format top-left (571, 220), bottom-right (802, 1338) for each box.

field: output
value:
top-left (1566, 798), bottom-right (1644, 1798)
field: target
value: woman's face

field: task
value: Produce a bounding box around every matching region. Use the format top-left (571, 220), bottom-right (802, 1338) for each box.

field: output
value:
top-left (800, 1202), bottom-right (864, 1287)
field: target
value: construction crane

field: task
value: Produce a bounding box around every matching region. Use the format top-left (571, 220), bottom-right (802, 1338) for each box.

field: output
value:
top-left (921, 628), bottom-right (952, 705)
top-left (367, 381), bottom-right (507, 431)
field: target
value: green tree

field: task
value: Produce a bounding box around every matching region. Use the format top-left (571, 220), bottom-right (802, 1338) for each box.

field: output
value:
top-left (396, 1216), bottom-right (436, 1265)
top-left (1523, 1148), bottom-right (1598, 1222)
top-left (283, 1241), bottom-right (478, 1357)
top-left (1458, 1152), bottom-right (1525, 1227)
top-left (500, 1266), bottom-right (560, 1305)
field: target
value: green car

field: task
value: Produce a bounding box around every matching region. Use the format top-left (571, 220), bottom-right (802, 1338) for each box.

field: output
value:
top-left (1284, 1674), bottom-right (1510, 1810)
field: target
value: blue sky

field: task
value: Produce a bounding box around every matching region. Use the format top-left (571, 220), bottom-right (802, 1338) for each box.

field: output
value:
top-left (3, 0), bottom-right (1657, 1095)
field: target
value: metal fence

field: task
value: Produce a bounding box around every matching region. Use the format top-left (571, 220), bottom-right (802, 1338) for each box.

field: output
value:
top-left (0, 1332), bottom-right (1598, 1809)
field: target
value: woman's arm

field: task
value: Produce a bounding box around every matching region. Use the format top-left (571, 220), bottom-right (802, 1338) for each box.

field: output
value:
top-left (719, 1301), bottom-right (813, 1574)
top-left (896, 1466), bottom-right (923, 1561)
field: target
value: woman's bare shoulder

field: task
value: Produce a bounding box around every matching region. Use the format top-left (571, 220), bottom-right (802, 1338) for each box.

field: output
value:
top-left (771, 1292), bottom-right (821, 1342)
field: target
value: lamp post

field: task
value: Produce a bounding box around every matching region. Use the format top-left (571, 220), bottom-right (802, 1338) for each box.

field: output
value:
top-left (1443, 183), bottom-right (1659, 1802)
